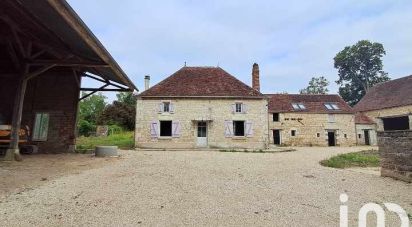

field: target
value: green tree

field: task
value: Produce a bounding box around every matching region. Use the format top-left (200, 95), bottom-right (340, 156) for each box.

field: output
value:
top-left (300, 76), bottom-right (329, 94)
top-left (98, 92), bottom-right (136, 130)
top-left (334, 40), bottom-right (390, 106)
top-left (116, 92), bottom-right (136, 106)
top-left (78, 92), bottom-right (107, 124)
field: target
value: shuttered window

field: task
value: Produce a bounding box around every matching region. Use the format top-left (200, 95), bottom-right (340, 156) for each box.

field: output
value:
top-left (233, 121), bottom-right (245, 136)
top-left (150, 121), bottom-right (158, 138)
top-left (232, 103), bottom-right (247, 114)
top-left (33, 113), bottom-right (49, 141)
top-left (160, 121), bottom-right (172, 137)
top-left (224, 120), bottom-right (233, 137)
top-left (172, 121), bottom-right (181, 137)
top-left (158, 101), bottom-right (174, 113)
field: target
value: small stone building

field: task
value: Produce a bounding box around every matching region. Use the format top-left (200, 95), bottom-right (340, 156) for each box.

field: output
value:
top-left (354, 75), bottom-right (412, 132)
top-left (266, 94), bottom-right (356, 147)
top-left (355, 113), bottom-right (377, 146)
top-left (135, 65), bottom-right (269, 149)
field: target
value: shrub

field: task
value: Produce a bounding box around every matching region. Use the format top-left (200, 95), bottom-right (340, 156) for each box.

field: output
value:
top-left (78, 119), bottom-right (96, 137)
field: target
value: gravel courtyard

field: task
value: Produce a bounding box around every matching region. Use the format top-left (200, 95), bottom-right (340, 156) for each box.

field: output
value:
top-left (0, 147), bottom-right (411, 226)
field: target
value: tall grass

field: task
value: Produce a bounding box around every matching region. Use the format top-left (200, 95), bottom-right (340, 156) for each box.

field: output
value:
top-left (76, 131), bottom-right (134, 151)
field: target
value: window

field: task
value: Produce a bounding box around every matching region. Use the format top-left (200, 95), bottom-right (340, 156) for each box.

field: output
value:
top-left (197, 122), bottom-right (207, 137)
top-left (317, 133), bottom-right (320, 138)
top-left (235, 103), bottom-right (242, 113)
top-left (163, 102), bottom-right (170, 112)
top-left (324, 103), bottom-right (340, 110)
top-left (233, 121), bottom-right (245, 136)
top-left (358, 134), bottom-right (362, 139)
top-left (292, 103), bottom-right (305, 110)
top-left (273, 113), bottom-right (279, 122)
top-left (291, 130), bottom-right (296, 137)
top-left (382, 116), bottom-right (410, 131)
top-left (344, 134), bottom-right (347, 138)
top-left (328, 114), bottom-right (336, 123)
top-left (160, 121), bottom-right (172, 137)
top-left (33, 113), bottom-right (49, 141)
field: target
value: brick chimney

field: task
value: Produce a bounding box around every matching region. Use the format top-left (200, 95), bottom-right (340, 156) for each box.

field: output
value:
top-left (144, 75), bottom-right (150, 90)
top-left (252, 63), bottom-right (260, 91)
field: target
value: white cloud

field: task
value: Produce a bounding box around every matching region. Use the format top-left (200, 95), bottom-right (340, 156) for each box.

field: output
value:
top-left (68, 0), bottom-right (412, 99)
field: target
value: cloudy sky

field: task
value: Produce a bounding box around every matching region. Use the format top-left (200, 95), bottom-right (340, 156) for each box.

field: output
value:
top-left (68, 0), bottom-right (412, 101)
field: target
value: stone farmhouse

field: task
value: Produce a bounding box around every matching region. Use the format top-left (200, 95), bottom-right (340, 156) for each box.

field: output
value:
top-left (354, 75), bottom-right (412, 144)
top-left (266, 94), bottom-right (356, 147)
top-left (135, 64), bottom-right (269, 149)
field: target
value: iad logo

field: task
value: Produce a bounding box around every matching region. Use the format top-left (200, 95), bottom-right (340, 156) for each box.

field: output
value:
top-left (340, 193), bottom-right (410, 227)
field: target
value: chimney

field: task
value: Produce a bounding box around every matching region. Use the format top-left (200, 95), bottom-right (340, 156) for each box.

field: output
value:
top-left (252, 63), bottom-right (260, 91)
top-left (144, 75), bottom-right (150, 90)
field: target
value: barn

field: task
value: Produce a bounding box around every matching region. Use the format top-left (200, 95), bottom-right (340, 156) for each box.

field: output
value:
top-left (0, 0), bottom-right (136, 160)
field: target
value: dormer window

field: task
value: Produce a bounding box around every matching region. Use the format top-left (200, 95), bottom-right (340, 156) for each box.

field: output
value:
top-left (292, 103), bottom-right (305, 110)
top-left (324, 103), bottom-right (340, 110)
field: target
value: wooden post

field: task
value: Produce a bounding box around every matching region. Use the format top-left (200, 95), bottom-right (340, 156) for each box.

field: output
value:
top-left (4, 78), bottom-right (27, 161)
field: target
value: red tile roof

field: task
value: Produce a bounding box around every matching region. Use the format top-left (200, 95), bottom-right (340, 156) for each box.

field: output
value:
top-left (266, 94), bottom-right (353, 114)
top-left (138, 67), bottom-right (264, 98)
top-left (354, 75), bottom-right (412, 112)
top-left (355, 113), bottom-right (376, 125)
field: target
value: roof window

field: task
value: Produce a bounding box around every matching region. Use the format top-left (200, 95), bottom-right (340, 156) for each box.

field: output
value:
top-left (292, 103), bottom-right (306, 110)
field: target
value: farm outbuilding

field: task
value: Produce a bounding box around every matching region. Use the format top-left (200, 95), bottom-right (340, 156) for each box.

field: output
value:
top-left (0, 0), bottom-right (136, 160)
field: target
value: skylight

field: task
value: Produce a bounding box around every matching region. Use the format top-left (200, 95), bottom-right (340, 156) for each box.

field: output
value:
top-left (324, 103), bottom-right (340, 110)
top-left (292, 103), bottom-right (306, 110)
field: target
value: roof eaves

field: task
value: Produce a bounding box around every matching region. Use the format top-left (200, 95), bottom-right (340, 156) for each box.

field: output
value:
top-left (48, 0), bottom-right (137, 91)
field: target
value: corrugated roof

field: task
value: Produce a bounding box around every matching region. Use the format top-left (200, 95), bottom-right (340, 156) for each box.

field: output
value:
top-left (138, 66), bottom-right (264, 98)
top-left (354, 75), bottom-right (412, 112)
top-left (266, 94), bottom-right (353, 114)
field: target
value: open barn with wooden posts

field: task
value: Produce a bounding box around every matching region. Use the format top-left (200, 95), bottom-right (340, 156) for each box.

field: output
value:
top-left (0, 0), bottom-right (136, 160)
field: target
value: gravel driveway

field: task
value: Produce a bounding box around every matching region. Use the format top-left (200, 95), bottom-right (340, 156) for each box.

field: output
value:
top-left (0, 147), bottom-right (411, 226)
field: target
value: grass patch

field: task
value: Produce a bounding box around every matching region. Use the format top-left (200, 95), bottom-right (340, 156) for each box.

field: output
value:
top-left (76, 131), bottom-right (134, 152)
top-left (320, 150), bottom-right (380, 169)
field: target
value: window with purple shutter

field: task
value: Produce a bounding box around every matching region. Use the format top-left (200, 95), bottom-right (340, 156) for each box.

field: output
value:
top-left (170, 103), bottom-right (175, 113)
top-left (150, 121), bottom-right (159, 138)
top-left (158, 103), bottom-right (164, 113)
top-left (242, 104), bottom-right (248, 113)
top-left (245, 121), bottom-right (253, 137)
top-left (224, 120), bottom-right (233, 137)
top-left (172, 121), bottom-right (181, 137)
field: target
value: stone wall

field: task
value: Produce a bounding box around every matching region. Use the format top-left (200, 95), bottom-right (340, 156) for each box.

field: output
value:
top-left (362, 105), bottom-right (412, 131)
top-left (378, 130), bottom-right (412, 182)
top-left (135, 98), bottom-right (269, 149)
top-left (268, 112), bottom-right (357, 146)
